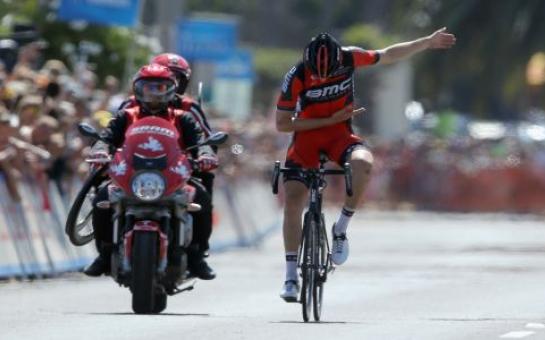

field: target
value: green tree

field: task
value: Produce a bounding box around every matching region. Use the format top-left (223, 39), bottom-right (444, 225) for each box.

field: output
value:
top-left (410, 0), bottom-right (545, 118)
top-left (0, 0), bottom-right (150, 83)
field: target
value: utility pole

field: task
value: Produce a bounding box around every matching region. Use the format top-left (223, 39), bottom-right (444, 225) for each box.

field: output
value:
top-left (157, 0), bottom-right (185, 52)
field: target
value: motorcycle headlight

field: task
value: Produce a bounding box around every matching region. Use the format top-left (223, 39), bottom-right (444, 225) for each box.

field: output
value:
top-left (131, 172), bottom-right (165, 201)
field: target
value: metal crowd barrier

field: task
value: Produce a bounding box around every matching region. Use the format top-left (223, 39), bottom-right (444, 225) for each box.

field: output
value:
top-left (0, 173), bottom-right (281, 279)
top-left (0, 174), bottom-right (95, 279)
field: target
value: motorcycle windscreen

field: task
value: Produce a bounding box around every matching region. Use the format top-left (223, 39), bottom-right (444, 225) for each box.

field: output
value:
top-left (123, 116), bottom-right (181, 162)
top-left (109, 116), bottom-right (192, 197)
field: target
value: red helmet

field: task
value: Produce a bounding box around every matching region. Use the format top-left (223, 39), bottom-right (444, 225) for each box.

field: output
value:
top-left (132, 64), bottom-right (177, 114)
top-left (151, 53), bottom-right (191, 94)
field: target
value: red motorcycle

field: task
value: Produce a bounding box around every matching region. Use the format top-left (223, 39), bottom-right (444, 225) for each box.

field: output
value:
top-left (66, 116), bottom-right (226, 314)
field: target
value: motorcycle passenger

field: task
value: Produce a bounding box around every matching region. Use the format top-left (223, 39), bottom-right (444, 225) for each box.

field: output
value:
top-left (84, 64), bottom-right (218, 280)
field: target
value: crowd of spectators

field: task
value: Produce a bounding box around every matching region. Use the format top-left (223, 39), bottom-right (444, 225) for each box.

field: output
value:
top-left (217, 108), bottom-right (545, 214)
top-left (365, 131), bottom-right (545, 213)
top-left (2, 36), bottom-right (545, 214)
top-left (0, 38), bottom-right (123, 200)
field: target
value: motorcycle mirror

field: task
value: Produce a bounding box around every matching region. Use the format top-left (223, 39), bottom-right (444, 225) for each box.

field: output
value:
top-left (206, 132), bottom-right (228, 146)
top-left (78, 123), bottom-right (101, 140)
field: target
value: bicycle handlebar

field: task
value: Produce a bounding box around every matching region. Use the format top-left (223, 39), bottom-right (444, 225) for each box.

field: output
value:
top-left (271, 161), bottom-right (353, 196)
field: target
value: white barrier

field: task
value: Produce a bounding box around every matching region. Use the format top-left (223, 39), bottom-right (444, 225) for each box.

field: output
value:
top-left (0, 186), bottom-right (23, 277)
top-left (210, 177), bottom-right (280, 251)
top-left (0, 173), bottom-right (95, 279)
top-left (0, 173), bottom-right (280, 279)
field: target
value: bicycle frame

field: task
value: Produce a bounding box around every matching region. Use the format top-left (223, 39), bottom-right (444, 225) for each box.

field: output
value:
top-left (271, 155), bottom-right (353, 321)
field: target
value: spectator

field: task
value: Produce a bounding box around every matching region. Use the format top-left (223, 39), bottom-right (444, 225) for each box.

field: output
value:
top-left (0, 108), bottom-right (21, 200)
top-left (16, 95), bottom-right (42, 140)
top-left (11, 40), bottom-right (46, 82)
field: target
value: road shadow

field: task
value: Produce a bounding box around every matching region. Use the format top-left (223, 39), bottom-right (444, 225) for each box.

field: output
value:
top-left (426, 318), bottom-right (535, 322)
top-left (271, 320), bottom-right (363, 325)
top-left (68, 312), bottom-right (210, 317)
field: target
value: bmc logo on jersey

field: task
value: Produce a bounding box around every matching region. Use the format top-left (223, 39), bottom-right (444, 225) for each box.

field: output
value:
top-left (305, 78), bottom-right (352, 101)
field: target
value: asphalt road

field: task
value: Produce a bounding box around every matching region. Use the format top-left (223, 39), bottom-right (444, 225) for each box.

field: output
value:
top-left (3, 211), bottom-right (545, 340)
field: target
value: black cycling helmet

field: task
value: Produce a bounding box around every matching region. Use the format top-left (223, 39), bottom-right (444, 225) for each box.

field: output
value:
top-left (304, 32), bottom-right (342, 79)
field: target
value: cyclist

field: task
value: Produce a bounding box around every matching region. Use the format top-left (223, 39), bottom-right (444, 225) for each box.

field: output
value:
top-left (84, 64), bottom-right (218, 280)
top-left (276, 29), bottom-right (456, 300)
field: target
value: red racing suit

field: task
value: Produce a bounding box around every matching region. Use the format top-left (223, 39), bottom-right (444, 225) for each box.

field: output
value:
top-left (276, 47), bottom-right (380, 169)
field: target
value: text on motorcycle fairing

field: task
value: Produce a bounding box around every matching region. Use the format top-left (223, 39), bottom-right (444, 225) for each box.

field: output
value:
top-left (129, 125), bottom-right (176, 138)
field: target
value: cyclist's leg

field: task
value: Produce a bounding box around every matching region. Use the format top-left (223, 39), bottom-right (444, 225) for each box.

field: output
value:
top-left (283, 179), bottom-right (308, 254)
top-left (282, 147), bottom-right (316, 255)
top-left (280, 178), bottom-right (307, 300)
top-left (327, 137), bottom-right (373, 265)
top-left (343, 144), bottom-right (374, 210)
top-left (330, 136), bottom-right (374, 211)
top-left (280, 147), bottom-right (315, 300)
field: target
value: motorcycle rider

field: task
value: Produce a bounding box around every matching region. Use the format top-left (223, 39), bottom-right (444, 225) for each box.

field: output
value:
top-left (118, 53), bottom-right (218, 266)
top-left (84, 64), bottom-right (218, 280)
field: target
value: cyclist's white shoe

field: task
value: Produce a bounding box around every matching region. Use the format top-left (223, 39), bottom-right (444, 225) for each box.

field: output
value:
top-left (280, 280), bottom-right (299, 302)
top-left (331, 224), bottom-right (349, 265)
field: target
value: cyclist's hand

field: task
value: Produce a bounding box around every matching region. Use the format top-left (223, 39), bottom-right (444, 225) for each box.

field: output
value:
top-left (330, 107), bottom-right (365, 123)
top-left (428, 27), bottom-right (456, 49)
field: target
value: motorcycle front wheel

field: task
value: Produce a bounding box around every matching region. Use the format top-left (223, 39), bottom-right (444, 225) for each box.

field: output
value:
top-left (131, 231), bottom-right (159, 314)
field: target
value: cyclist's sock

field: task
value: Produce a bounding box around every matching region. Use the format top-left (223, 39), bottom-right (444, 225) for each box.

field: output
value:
top-left (334, 207), bottom-right (355, 235)
top-left (285, 252), bottom-right (298, 282)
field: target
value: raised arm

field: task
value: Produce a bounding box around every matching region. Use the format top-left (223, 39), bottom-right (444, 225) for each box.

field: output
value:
top-left (377, 27), bottom-right (456, 65)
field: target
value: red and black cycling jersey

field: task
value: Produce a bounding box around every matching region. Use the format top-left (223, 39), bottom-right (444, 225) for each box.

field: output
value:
top-left (276, 47), bottom-right (380, 118)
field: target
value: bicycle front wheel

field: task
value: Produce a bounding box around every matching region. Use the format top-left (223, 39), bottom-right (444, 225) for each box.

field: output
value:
top-left (301, 212), bottom-right (316, 322)
top-left (313, 214), bottom-right (327, 321)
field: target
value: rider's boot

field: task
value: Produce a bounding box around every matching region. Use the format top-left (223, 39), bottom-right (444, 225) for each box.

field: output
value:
top-left (84, 240), bottom-right (112, 277)
top-left (187, 246), bottom-right (216, 280)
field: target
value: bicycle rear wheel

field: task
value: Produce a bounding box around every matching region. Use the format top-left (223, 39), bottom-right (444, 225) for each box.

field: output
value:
top-left (300, 212), bottom-right (315, 322)
top-left (313, 214), bottom-right (327, 321)
top-left (65, 168), bottom-right (105, 246)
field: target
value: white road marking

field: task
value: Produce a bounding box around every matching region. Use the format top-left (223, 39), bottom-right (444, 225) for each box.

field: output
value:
top-left (500, 331), bottom-right (536, 338)
top-left (526, 323), bottom-right (545, 329)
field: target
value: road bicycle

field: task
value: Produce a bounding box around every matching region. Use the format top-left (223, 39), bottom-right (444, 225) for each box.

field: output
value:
top-left (272, 153), bottom-right (352, 322)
